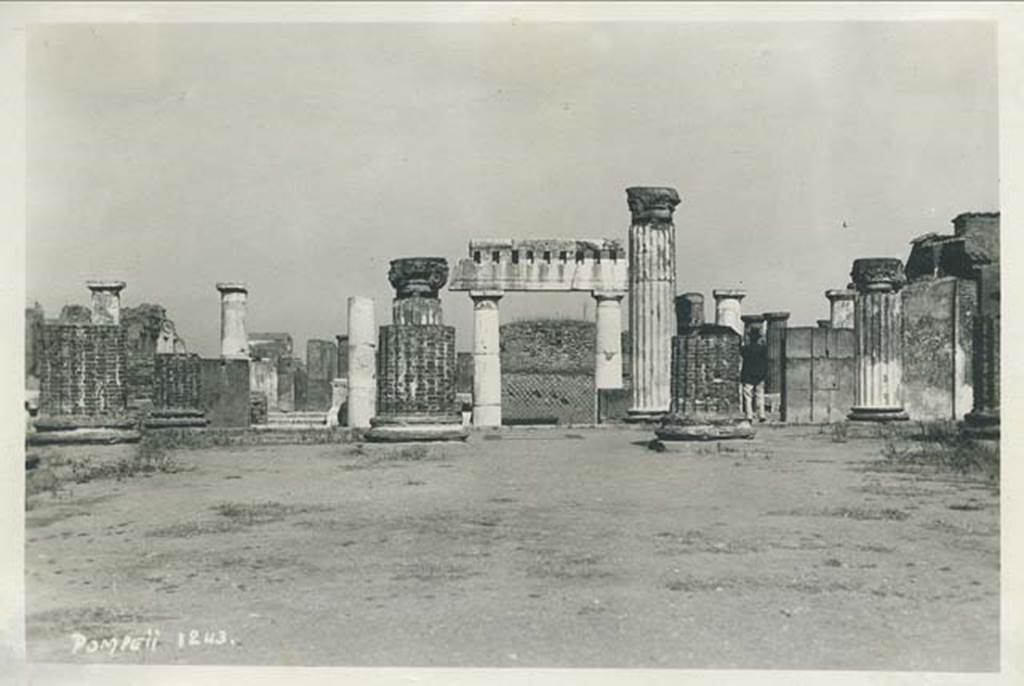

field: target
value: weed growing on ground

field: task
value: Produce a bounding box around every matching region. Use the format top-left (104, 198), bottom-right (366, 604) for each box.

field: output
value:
top-left (880, 423), bottom-right (998, 482)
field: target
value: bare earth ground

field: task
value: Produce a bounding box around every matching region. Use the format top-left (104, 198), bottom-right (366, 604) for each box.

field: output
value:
top-left (24, 426), bottom-right (999, 670)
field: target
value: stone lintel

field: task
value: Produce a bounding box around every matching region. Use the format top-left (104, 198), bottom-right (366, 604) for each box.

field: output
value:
top-left (467, 238), bottom-right (624, 260)
top-left (85, 280), bottom-right (126, 294)
top-left (449, 257), bottom-right (628, 293)
top-left (216, 281), bottom-right (248, 294)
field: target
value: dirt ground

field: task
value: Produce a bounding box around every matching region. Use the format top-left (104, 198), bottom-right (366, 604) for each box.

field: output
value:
top-left (23, 426), bottom-right (999, 670)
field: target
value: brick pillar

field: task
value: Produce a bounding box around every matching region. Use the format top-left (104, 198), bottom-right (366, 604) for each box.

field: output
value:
top-left (713, 289), bottom-right (746, 337)
top-left (826, 288), bottom-right (856, 329)
top-left (86, 280), bottom-right (126, 326)
top-left (963, 262), bottom-right (999, 438)
top-left (675, 293), bottom-right (705, 334)
top-left (627, 186), bottom-right (680, 421)
top-left (346, 296), bottom-right (376, 429)
top-left (593, 290), bottom-right (625, 390)
top-left (216, 282), bottom-right (249, 359)
top-left (848, 258), bottom-right (909, 422)
top-left (471, 290), bottom-right (503, 427)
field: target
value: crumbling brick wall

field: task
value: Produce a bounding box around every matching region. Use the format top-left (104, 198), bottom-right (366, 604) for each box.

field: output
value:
top-left (671, 325), bottom-right (741, 416)
top-left (376, 325), bottom-right (458, 417)
top-left (501, 319), bottom-right (596, 424)
top-left (122, 304), bottom-right (169, 407)
top-left (38, 323), bottom-right (127, 416)
top-left (154, 353), bottom-right (202, 409)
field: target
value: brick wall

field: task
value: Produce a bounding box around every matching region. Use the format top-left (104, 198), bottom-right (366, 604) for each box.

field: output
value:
top-left (376, 325), bottom-right (458, 417)
top-left (38, 323), bottom-right (127, 416)
top-left (670, 325), bottom-right (741, 416)
top-left (122, 305), bottom-right (170, 408)
top-left (153, 353), bottom-right (202, 409)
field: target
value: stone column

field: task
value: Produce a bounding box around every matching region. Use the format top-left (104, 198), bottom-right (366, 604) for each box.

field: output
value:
top-left (763, 311), bottom-right (790, 395)
top-left (389, 257), bottom-right (447, 325)
top-left (471, 290), bottom-right (503, 427)
top-left (216, 282), bottom-right (249, 359)
top-left (826, 289), bottom-right (856, 329)
top-left (86, 280), bottom-right (126, 326)
top-left (741, 314), bottom-right (765, 342)
top-left (712, 289), bottom-right (746, 336)
top-left (963, 263), bottom-right (999, 438)
top-left (627, 186), bottom-right (680, 420)
top-left (593, 290), bottom-right (626, 390)
top-left (848, 258), bottom-right (909, 421)
top-left (346, 296), bottom-right (376, 429)
top-left (675, 292), bottom-right (705, 334)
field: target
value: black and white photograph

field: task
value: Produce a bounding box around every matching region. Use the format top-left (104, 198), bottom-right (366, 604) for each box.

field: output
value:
top-left (2, 3), bottom-right (1021, 684)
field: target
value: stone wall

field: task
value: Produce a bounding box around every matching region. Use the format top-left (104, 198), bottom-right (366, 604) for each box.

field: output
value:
top-left (153, 353), bottom-right (202, 409)
top-left (783, 327), bottom-right (855, 423)
top-left (199, 358), bottom-right (251, 427)
top-left (304, 339), bottom-right (338, 411)
top-left (276, 356), bottom-right (306, 412)
top-left (901, 277), bottom-right (975, 421)
top-left (38, 323), bottom-right (127, 416)
top-left (500, 319), bottom-right (596, 425)
top-left (376, 325), bottom-right (458, 416)
top-left (249, 358), bottom-right (279, 412)
top-left (670, 325), bottom-right (741, 416)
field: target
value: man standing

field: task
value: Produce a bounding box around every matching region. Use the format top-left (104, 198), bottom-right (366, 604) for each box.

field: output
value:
top-left (741, 328), bottom-right (769, 422)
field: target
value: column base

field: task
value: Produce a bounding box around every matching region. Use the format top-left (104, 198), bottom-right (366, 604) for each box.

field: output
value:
top-left (847, 407), bottom-right (909, 422)
top-left (655, 413), bottom-right (756, 442)
top-left (625, 409), bottom-right (668, 424)
top-left (365, 414), bottom-right (469, 443)
top-left (961, 411), bottom-right (1000, 440)
top-left (472, 405), bottom-right (502, 428)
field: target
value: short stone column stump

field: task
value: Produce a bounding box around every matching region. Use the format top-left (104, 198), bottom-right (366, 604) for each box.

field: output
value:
top-left (655, 413), bottom-right (755, 442)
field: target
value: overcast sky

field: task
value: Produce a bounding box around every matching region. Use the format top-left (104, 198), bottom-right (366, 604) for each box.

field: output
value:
top-left (27, 21), bottom-right (998, 357)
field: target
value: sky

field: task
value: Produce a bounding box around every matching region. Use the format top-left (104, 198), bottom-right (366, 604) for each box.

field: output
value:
top-left (26, 21), bottom-right (998, 357)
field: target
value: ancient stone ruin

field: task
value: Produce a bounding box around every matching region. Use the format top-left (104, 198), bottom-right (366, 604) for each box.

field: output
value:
top-left (366, 258), bottom-right (467, 442)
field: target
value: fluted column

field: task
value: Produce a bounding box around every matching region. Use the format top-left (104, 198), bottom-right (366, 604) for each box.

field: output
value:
top-left (713, 289), bottom-right (746, 337)
top-left (963, 263), bottom-right (999, 438)
top-left (346, 296), bottom-right (376, 429)
top-left (627, 186), bottom-right (680, 420)
top-left (471, 290), bottom-right (503, 427)
top-left (86, 280), bottom-right (126, 326)
top-left (848, 258), bottom-right (909, 421)
top-left (826, 289), bottom-right (856, 329)
top-left (763, 311), bottom-right (790, 395)
top-left (675, 292), bottom-right (705, 335)
top-left (593, 290), bottom-right (625, 390)
top-left (216, 282), bottom-right (249, 359)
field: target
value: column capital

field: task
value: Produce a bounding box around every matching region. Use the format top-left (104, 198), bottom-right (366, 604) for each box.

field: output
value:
top-left (388, 257), bottom-right (449, 298)
top-left (825, 288), bottom-right (856, 302)
top-left (850, 258), bottom-right (906, 293)
top-left (626, 186), bottom-right (681, 225)
top-left (216, 281), bottom-right (248, 295)
top-left (469, 289), bottom-right (504, 302)
top-left (86, 280), bottom-right (126, 295)
top-left (741, 314), bottom-right (765, 324)
top-left (712, 288), bottom-right (746, 302)
top-left (592, 290), bottom-right (627, 302)
top-left (763, 311), bottom-right (790, 322)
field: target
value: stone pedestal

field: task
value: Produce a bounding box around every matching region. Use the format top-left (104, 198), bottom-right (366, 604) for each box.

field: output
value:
top-left (86, 280), bottom-right (126, 326)
top-left (346, 296), bottom-right (377, 429)
top-left (471, 290), bottom-right (503, 427)
top-left (675, 293), bottom-right (705, 334)
top-left (367, 258), bottom-right (468, 442)
top-left (627, 186), bottom-right (680, 421)
top-left (713, 289), bottom-right (746, 337)
top-left (963, 263), bottom-right (999, 439)
top-left (826, 289), bottom-right (856, 329)
top-left (848, 259), bottom-right (909, 422)
top-left (594, 290), bottom-right (625, 390)
top-left (216, 282), bottom-right (249, 359)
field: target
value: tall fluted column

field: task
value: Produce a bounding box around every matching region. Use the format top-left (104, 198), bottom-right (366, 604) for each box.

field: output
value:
top-left (826, 289), bottom-right (856, 329)
top-left (471, 290), bottom-right (503, 427)
top-left (713, 289), bottom-right (746, 337)
top-left (763, 311), bottom-right (789, 394)
top-left (963, 263), bottom-right (999, 438)
top-left (675, 292), bottom-right (705, 334)
top-left (594, 290), bottom-right (625, 390)
top-left (346, 296), bottom-right (376, 429)
top-left (627, 186), bottom-right (680, 420)
top-left (87, 280), bottom-right (126, 326)
top-left (848, 259), bottom-right (909, 421)
top-left (216, 282), bottom-right (249, 359)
